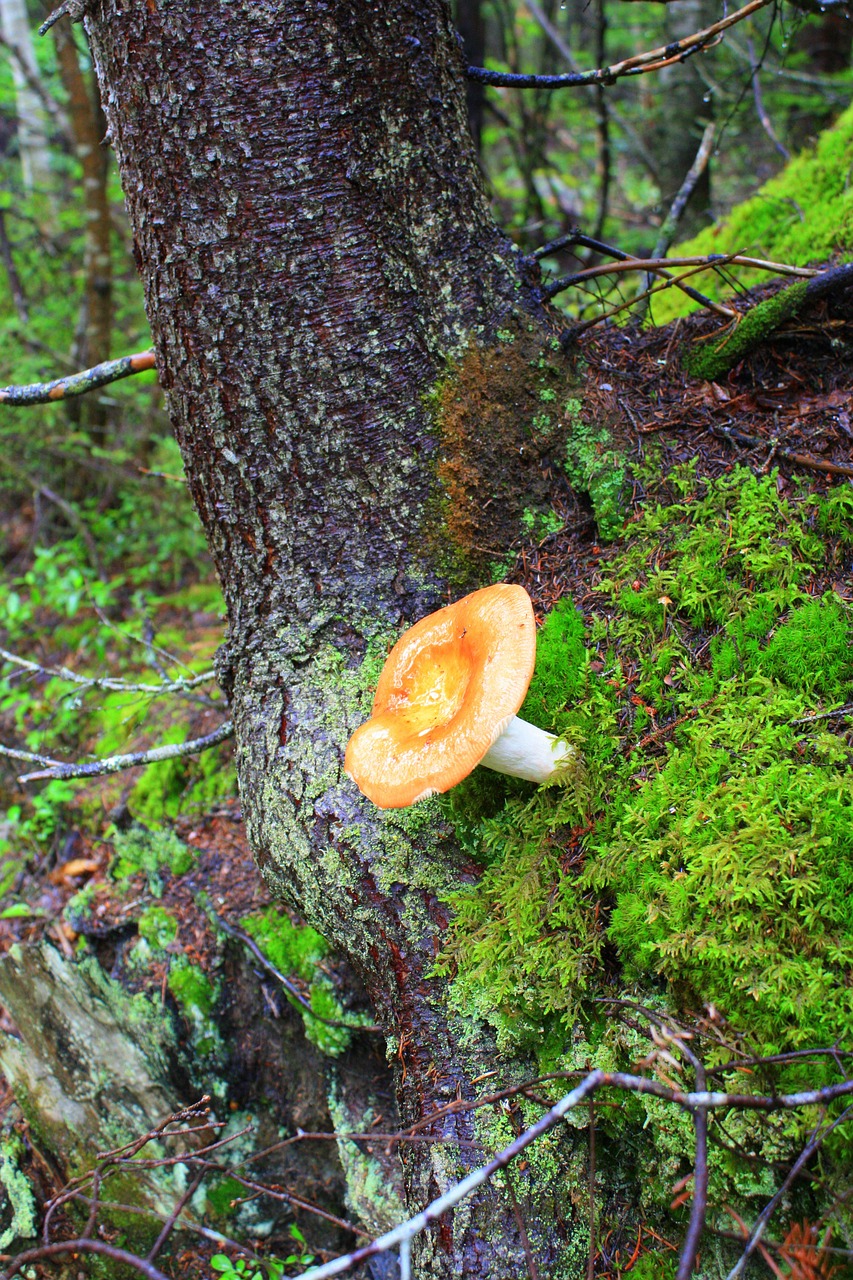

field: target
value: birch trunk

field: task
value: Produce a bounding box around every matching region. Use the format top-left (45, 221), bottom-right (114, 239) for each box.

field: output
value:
top-left (0, 0), bottom-right (52, 195)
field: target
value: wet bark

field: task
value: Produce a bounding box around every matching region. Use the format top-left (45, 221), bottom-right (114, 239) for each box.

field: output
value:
top-left (82, 1), bottom-right (562, 1274)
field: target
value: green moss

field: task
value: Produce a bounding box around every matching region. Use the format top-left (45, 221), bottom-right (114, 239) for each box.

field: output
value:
top-left (206, 1174), bottom-right (243, 1218)
top-left (241, 906), bottom-right (327, 980)
top-left (564, 400), bottom-right (627, 540)
top-left (240, 907), bottom-right (368, 1056)
top-left (440, 469), bottom-right (853, 1061)
top-left (683, 279), bottom-right (809, 380)
top-left (167, 959), bottom-right (220, 1058)
top-left (137, 905), bottom-right (179, 949)
top-left (0, 1135), bottom-right (36, 1249)
top-left (651, 102), bottom-right (853, 323)
top-left (109, 825), bottom-right (196, 896)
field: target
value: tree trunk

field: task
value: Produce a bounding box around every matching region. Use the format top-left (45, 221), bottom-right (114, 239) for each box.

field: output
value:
top-left (51, 19), bottom-right (112, 443)
top-left (0, 0), bottom-right (53, 196)
top-left (82, 2), bottom-right (568, 1274)
top-left (649, 0), bottom-right (715, 239)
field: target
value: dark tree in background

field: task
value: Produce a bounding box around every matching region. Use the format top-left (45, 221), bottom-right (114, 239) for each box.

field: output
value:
top-left (82, 1), bottom-right (566, 1274)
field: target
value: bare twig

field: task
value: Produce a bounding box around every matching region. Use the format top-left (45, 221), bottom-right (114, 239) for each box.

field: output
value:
top-left (0, 1239), bottom-right (170, 1280)
top-left (0, 349), bottom-right (156, 405)
top-left (38, 0), bottom-right (87, 36)
top-left (723, 1105), bottom-right (853, 1280)
top-left (712, 423), bottom-right (853, 480)
top-left (15, 719), bottom-right (233, 783)
top-left (587, 1092), bottom-right (596, 1280)
top-left (545, 252), bottom-right (816, 299)
top-left (535, 228), bottom-right (731, 315)
top-left (297, 1070), bottom-right (853, 1280)
top-left (0, 646), bottom-right (216, 697)
top-left (523, 0), bottom-right (659, 177)
top-left (0, 212), bottom-right (27, 326)
top-left (652, 122), bottom-right (716, 262)
top-left (210, 910), bottom-right (382, 1034)
top-left (0, 32), bottom-right (70, 137)
top-left (747, 38), bottom-right (789, 160)
top-left (467, 0), bottom-right (773, 90)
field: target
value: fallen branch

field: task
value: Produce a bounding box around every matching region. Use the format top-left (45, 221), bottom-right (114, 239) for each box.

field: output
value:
top-left (535, 228), bottom-right (732, 316)
top-left (711, 423), bottom-right (853, 480)
top-left (298, 1069), bottom-right (853, 1280)
top-left (14, 719), bottom-right (233, 784)
top-left (723, 1105), bottom-right (853, 1280)
top-left (684, 261), bottom-right (853, 379)
top-left (0, 1239), bottom-right (170, 1280)
top-left (467, 0), bottom-right (773, 90)
top-left (0, 349), bottom-right (156, 405)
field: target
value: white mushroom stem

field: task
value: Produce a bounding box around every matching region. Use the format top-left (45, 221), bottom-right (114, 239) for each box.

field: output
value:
top-left (480, 716), bottom-right (575, 784)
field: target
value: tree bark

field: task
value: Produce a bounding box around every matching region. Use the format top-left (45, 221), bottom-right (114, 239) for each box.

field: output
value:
top-left (82, 2), bottom-right (566, 1274)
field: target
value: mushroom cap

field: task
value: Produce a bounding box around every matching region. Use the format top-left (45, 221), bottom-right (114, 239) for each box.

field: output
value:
top-left (345, 583), bottom-right (536, 809)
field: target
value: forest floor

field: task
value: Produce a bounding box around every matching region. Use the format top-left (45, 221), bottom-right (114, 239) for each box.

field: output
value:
top-left (0, 271), bottom-right (851, 1277)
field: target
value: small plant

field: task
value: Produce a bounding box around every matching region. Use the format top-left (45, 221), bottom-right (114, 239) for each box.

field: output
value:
top-left (210, 1226), bottom-right (315, 1278)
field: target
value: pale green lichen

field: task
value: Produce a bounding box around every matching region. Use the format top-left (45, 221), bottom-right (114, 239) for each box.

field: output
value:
top-left (0, 1135), bottom-right (36, 1249)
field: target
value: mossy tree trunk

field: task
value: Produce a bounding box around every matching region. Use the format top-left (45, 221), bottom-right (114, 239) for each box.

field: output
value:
top-left (82, 1), bottom-right (568, 1274)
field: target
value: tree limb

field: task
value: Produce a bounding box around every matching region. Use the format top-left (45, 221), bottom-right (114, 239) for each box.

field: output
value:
top-left (0, 349), bottom-right (155, 405)
top-left (467, 0), bottom-right (773, 89)
top-left (13, 719), bottom-right (233, 784)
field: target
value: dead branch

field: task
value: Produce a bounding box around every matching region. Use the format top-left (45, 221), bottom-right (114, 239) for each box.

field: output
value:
top-left (545, 251), bottom-right (816, 299)
top-left (0, 349), bottom-right (155, 405)
top-left (0, 646), bottom-right (216, 697)
top-left (467, 0), bottom-right (773, 90)
top-left (13, 719), bottom-right (233, 784)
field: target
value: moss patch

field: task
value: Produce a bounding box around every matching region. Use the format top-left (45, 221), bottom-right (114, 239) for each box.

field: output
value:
top-left (440, 467), bottom-right (853, 1057)
top-left (240, 907), bottom-right (368, 1056)
top-left (428, 325), bottom-right (577, 578)
top-left (563, 398), bottom-right (628, 540)
top-left (650, 102), bottom-right (853, 324)
top-left (437, 464), bottom-right (853, 1264)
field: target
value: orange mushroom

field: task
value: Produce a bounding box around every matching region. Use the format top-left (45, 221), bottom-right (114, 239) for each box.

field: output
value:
top-left (344, 583), bottom-right (575, 809)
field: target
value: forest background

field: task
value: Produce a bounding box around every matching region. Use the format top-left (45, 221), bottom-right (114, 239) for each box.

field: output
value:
top-left (0, 0), bottom-right (850, 1278)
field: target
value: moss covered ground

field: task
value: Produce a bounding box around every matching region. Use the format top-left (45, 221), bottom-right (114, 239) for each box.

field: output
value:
top-left (437, 464), bottom-right (853, 1269)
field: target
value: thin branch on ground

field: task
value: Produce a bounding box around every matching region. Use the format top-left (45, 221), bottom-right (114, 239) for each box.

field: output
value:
top-left (560, 256), bottom-right (743, 342)
top-left (534, 228), bottom-right (732, 316)
top-left (467, 0), bottom-right (773, 89)
top-left (711, 423), bottom-right (853, 480)
top-left (210, 909), bottom-right (382, 1034)
top-left (0, 349), bottom-right (156, 405)
top-left (14, 719), bottom-right (233, 784)
top-left (0, 1238), bottom-right (171, 1280)
top-left (723, 1105), bottom-right (853, 1280)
